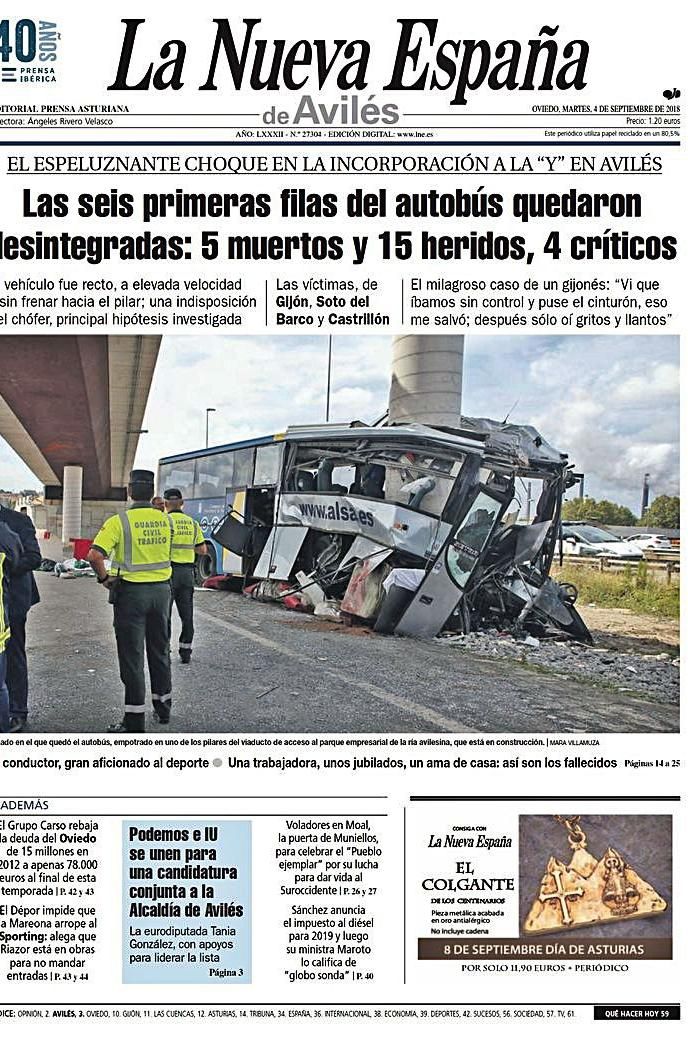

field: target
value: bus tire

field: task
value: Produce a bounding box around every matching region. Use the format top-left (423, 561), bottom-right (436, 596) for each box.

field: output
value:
top-left (196, 549), bottom-right (217, 585)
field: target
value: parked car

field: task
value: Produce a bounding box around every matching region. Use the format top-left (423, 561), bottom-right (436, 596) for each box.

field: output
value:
top-left (626, 533), bottom-right (679, 553)
top-left (560, 522), bottom-right (644, 559)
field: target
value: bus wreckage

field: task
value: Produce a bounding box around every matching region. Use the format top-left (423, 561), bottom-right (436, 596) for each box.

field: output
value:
top-left (199, 417), bottom-right (592, 643)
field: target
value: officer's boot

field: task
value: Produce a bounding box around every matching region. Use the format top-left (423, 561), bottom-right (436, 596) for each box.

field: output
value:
top-left (179, 647), bottom-right (192, 664)
top-left (108, 709), bottom-right (145, 734)
top-left (152, 693), bottom-right (172, 725)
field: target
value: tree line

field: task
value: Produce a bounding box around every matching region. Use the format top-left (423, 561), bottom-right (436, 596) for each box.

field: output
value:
top-left (561, 495), bottom-right (679, 529)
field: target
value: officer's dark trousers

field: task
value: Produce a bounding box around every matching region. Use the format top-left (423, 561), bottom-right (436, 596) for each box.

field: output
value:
top-left (0, 651), bottom-right (9, 733)
top-left (113, 581), bottom-right (172, 731)
top-left (6, 616), bottom-right (28, 722)
top-left (170, 564), bottom-right (195, 654)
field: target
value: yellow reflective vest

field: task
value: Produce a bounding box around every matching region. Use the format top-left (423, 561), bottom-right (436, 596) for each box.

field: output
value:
top-left (92, 504), bottom-right (172, 583)
top-left (168, 510), bottom-right (205, 564)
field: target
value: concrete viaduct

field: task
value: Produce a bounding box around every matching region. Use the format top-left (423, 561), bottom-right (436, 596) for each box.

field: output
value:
top-left (0, 335), bottom-right (161, 541)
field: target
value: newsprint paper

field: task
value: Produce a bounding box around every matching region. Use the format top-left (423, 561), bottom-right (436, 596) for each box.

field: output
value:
top-left (0, 0), bottom-right (683, 1051)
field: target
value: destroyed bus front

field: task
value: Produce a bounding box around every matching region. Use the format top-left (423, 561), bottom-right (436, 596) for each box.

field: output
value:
top-left (206, 419), bottom-right (592, 643)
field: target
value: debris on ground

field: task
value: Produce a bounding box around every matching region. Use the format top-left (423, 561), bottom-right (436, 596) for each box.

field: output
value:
top-left (313, 600), bottom-right (342, 621)
top-left (53, 558), bottom-right (95, 578)
top-left (438, 628), bottom-right (679, 704)
top-left (202, 574), bottom-right (235, 591)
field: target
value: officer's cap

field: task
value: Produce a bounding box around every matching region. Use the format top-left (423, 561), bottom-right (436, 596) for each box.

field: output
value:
top-left (129, 469), bottom-right (155, 486)
top-left (164, 487), bottom-right (183, 500)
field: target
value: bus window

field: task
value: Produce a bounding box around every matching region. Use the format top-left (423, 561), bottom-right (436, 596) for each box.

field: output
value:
top-left (254, 444), bottom-right (280, 486)
top-left (446, 493), bottom-right (504, 588)
top-left (230, 447), bottom-right (255, 488)
top-left (195, 451), bottom-right (235, 498)
top-left (332, 464), bottom-right (356, 492)
top-left (159, 461), bottom-right (194, 496)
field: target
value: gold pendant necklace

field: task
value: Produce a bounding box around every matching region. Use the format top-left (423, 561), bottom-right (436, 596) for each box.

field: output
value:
top-left (523, 815), bottom-right (667, 935)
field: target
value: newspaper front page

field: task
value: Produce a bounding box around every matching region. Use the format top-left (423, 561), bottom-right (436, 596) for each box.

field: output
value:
top-left (0, 0), bottom-right (683, 1048)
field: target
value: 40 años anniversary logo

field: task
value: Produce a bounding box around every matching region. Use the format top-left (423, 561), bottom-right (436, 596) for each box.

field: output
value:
top-left (0, 18), bottom-right (59, 84)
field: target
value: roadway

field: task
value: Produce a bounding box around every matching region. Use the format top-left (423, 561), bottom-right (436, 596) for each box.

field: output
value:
top-left (21, 572), bottom-right (678, 735)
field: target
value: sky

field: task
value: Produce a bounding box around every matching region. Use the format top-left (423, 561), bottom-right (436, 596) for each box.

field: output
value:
top-left (0, 334), bottom-right (679, 515)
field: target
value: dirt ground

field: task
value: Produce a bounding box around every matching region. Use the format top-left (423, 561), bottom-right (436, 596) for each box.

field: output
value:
top-left (578, 603), bottom-right (680, 655)
top-left (299, 602), bottom-right (680, 657)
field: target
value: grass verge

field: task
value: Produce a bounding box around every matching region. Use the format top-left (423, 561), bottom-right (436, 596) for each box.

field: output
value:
top-left (553, 561), bottom-right (679, 620)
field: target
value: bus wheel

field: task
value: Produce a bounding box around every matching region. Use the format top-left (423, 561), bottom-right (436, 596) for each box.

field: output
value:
top-left (195, 550), bottom-right (217, 585)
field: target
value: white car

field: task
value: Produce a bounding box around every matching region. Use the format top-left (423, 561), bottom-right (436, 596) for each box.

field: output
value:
top-left (627, 533), bottom-right (679, 553)
top-left (560, 523), bottom-right (645, 559)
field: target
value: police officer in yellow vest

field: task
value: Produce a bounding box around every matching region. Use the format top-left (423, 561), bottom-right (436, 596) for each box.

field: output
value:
top-left (163, 488), bottom-right (207, 664)
top-left (87, 469), bottom-right (173, 733)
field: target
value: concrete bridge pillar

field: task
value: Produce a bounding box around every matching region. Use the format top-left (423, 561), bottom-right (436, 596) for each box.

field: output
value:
top-left (388, 334), bottom-right (464, 428)
top-left (61, 464), bottom-right (83, 545)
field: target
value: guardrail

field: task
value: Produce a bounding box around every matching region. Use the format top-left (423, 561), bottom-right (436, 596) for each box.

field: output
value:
top-left (559, 554), bottom-right (680, 584)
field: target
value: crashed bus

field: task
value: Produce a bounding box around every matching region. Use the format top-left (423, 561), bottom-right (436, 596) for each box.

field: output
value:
top-left (158, 417), bottom-right (592, 643)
